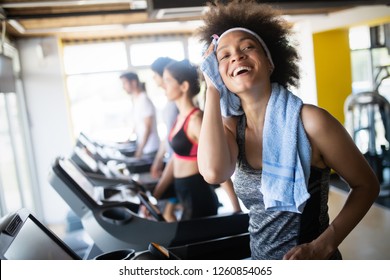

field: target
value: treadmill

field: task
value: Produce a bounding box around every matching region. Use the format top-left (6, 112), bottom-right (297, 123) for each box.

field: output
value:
top-left (75, 132), bottom-right (153, 174)
top-left (0, 208), bottom-right (249, 260)
top-left (0, 208), bottom-right (81, 260)
top-left (48, 157), bottom-right (250, 256)
top-left (70, 145), bottom-right (158, 191)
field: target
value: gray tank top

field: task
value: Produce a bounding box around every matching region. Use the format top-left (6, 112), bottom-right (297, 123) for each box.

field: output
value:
top-left (234, 115), bottom-right (342, 259)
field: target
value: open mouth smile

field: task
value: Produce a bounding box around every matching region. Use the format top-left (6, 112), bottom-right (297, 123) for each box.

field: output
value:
top-left (232, 66), bottom-right (252, 77)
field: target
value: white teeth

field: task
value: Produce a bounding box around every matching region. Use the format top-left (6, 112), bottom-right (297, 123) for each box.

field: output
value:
top-left (233, 66), bottom-right (251, 77)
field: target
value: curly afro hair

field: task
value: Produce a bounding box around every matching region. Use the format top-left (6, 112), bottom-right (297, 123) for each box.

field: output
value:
top-left (196, 0), bottom-right (300, 89)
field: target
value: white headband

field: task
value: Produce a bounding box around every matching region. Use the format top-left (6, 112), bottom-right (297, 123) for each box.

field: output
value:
top-left (213, 27), bottom-right (274, 71)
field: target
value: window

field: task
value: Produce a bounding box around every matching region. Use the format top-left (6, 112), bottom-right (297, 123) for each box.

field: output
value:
top-left (0, 91), bottom-right (35, 216)
top-left (347, 24), bottom-right (390, 154)
top-left (129, 41), bottom-right (185, 67)
top-left (372, 48), bottom-right (390, 100)
top-left (349, 25), bottom-right (390, 95)
top-left (350, 49), bottom-right (373, 93)
top-left (188, 37), bottom-right (204, 65)
top-left (66, 72), bottom-right (132, 141)
top-left (349, 26), bottom-right (371, 50)
top-left (63, 42), bottom-right (128, 74)
top-left (349, 26), bottom-right (373, 93)
top-left (62, 36), bottom-right (196, 143)
top-left (0, 49), bottom-right (37, 217)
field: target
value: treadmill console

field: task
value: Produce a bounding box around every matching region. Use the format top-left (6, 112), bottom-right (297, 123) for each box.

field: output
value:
top-left (0, 208), bottom-right (81, 260)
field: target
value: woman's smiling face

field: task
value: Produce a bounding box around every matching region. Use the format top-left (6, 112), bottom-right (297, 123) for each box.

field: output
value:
top-left (216, 30), bottom-right (271, 93)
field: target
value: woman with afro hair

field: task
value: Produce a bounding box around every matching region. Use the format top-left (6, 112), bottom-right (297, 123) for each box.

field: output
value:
top-left (197, 0), bottom-right (379, 260)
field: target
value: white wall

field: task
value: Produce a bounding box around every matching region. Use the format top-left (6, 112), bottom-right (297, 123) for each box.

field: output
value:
top-left (17, 37), bottom-right (73, 224)
top-left (293, 20), bottom-right (318, 106)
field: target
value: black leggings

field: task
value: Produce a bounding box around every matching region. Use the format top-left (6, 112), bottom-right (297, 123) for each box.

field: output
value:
top-left (174, 173), bottom-right (219, 221)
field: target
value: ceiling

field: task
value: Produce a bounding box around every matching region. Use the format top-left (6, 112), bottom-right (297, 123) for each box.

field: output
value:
top-left (1, 0), bottom-right (390, 39)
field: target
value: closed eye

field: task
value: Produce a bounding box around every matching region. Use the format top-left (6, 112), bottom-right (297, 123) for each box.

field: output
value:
top-left (218, 53), bottom-right (230, 61)
top-left (242, 45), bottom-right (255, 51)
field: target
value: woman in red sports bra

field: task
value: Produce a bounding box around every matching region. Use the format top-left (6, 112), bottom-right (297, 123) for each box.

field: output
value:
top-left (151, 59), bottom-right (219, 221)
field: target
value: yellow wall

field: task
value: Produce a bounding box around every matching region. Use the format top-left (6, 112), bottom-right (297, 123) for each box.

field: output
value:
top-left (313, 29), bottom-right (352, 124)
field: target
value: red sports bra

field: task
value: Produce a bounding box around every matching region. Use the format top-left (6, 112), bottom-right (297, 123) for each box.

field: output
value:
top-left (168, 108), bottom-right (200, 161)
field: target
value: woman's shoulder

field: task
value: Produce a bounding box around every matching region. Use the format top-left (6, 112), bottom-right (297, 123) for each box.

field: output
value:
top-left (301, 104), bottom-right (342, 168)
top-left (188, 108), bottom-right (203, 125)
top-left (301, 104), bottom-right (338, 134)
top-left (186, 108), bottom-right (203, 140)
top-left (190, 107), bottom-right (203, 116)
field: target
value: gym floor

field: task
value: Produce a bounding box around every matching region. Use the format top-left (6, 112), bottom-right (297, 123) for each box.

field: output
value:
top-left (328, 174), bottom-right (390, 259)
top-left (328, 187), bottom-right (390, 260)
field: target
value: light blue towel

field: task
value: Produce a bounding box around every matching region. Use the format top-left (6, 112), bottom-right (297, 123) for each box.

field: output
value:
top-left (200, 51), bottom-right (243, 117)
top-left (200, 51), bottom-right (311, 213)
top-left (262, 83), bottom-right (311, 213)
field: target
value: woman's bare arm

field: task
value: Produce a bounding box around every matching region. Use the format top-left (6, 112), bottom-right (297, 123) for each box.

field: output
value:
top-left (284, 105), bottom-right (380, 259)
top-left (197, 81), bottom-right (238, 184)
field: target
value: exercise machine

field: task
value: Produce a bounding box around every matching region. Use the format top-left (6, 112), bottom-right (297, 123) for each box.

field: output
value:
top-left (48, 157), bottom-right (250, 256)
top-left (71, 145), bottom-right (158, 190)
top-left (344, 65), bottom-right (390, 196)
top-left (0, 208), bottom-right (81, 260)
top-left (74, 132), bottom-right (154, 174)
top-left (0, 208), bottom-right (249, 260)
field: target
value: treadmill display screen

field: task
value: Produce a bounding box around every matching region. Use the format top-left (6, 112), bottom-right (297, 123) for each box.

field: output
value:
top-left (59, 159), bottom-right (98, 201)
top-left (4, 217), bottom-right (76, 260)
